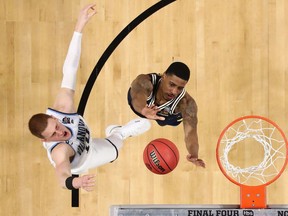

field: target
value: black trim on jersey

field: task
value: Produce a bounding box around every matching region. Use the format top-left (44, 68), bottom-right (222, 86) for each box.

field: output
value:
top-left (105, 138), bottom-right (119, 162)
top-left (47, 107), bottom-right (78, 116)
top-left (127, 73), bottom-right (185, 126)
top-left (50, 142), bottom-right (61, 153)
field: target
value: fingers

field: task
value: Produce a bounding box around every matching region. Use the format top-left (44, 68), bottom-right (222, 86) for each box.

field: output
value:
top-left (82, 3), bottom-right (97, 18)
top-left (81, 174), bottom-right (96, 192)
top-left (156, 116), bottom-right (165, 121)
top-left (194, 159), bottom-right (206, 168)
top-left (144, 104), bottom-right (165, 121)
top-left (82, 3), bottom-right (96, 12)
top-left (75, 3), bottom-right (97, 32)
top-left (147, 104), bottom-right (158, 111)
top-left (86, 3), bottom-right (97, 17)
top-left (186, 155), bottom-right (206, 168)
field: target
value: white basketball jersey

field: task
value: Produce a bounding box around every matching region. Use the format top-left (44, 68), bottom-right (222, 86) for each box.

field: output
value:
top-left (43, 108), bottom-right (91, 170)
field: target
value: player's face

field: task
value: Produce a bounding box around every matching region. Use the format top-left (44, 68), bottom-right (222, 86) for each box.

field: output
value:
top-left (41, 117), bottom-right (72, 142)
top-left (161, 74), bottom-right (187, 100)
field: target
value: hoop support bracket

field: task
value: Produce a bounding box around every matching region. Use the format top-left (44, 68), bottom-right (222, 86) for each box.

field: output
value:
top-left (240, 185), bottom-right (267, 209)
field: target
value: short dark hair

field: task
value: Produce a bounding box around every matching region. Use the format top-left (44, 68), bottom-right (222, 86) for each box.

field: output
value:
top-left (28, 113), bottom-right (52, 139)
top-left (165, 61), bottom-right (190, 81)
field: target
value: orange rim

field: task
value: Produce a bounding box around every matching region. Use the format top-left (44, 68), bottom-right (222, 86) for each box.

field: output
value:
top-left (216, 115), bottom-right (288, 187)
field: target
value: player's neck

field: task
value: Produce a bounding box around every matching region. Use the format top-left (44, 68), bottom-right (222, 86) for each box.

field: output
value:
top-left (155, 84), bottom-right (168, 105)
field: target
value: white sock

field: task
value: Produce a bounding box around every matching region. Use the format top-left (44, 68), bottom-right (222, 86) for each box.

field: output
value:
top-left (106, 134), bottom-right (124, 150)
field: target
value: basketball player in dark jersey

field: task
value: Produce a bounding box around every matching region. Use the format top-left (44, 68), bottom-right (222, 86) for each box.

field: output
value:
top-left (128, 62), bottom-right (205, 168)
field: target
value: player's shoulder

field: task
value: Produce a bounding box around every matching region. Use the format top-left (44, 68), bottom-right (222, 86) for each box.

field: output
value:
top-left (177, 91), bottom-right (197, 112)
top-left (132, 74), bottom-right (154, 90)
top-left (182, 91), bottom-right (196, 104)
top-left (135, 73), bottom-right (152, 81)
top-left (51, 143), bottom-right (75, 159)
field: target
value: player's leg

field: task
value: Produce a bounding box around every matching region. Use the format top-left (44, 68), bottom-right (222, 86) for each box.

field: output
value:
top-left (71, 136), bottom-right (121, 174)
top-left (105, 118), bottom-right (151, 139)
top-left (71, 118), bottom-right (151, 173)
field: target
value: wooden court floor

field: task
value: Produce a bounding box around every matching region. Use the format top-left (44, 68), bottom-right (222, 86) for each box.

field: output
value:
top-left (1, 0), bottom-right (288, 215)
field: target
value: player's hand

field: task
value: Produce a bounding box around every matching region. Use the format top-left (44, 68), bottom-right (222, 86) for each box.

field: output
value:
top-left (141, 104), bottom-right (165, 121)
top-left (186, 154), bottom-right (206, 168)
top-left (77, 174), bottom-right (96, 192)
top-left (75, 3), bottom-right (97, 32)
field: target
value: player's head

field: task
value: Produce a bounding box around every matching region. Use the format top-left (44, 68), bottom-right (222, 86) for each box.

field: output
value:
top-left (164, 61), bottom-right (190, 81)
top-left (28, 113), bottom-right (71, 141)
top-left (29, 113), bottom-right (52, 139)
top-left (161, 62), bottom-right (189, 100)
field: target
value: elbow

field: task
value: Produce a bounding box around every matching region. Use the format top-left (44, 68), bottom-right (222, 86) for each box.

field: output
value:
top-left (57, 177), bottom-right (67, 189)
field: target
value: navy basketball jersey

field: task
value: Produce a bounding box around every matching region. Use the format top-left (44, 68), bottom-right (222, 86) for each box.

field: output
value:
top-left (128, 73), bottom-right (186, 126)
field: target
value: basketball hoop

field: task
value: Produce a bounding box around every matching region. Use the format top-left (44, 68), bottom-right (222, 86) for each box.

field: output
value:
top-left (216, 115), bottom-right (288, 208)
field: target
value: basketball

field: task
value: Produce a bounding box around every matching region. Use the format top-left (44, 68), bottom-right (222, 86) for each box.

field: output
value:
top-left (143, 138), bottom-right (179, 175)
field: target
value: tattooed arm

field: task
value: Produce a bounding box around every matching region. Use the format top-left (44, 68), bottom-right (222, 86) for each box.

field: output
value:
top-left (179, 93), bottom-right (205, 168)
top-left (130, 74), bottom-right (165, 120)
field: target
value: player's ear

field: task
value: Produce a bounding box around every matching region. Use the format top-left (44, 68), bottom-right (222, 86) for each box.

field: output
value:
top-left (162, 73), bottom-right (167, 79)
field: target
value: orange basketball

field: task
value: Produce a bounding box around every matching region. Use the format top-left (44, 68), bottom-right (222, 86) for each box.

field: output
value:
top-left (143, 138), bottom-right (179, 175)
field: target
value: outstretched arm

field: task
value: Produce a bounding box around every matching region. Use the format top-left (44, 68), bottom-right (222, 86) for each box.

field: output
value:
top-left (130, 74), bottom-right (165, 120)
top-left (52, 3), bottom-right (97, 113)
top-left (180, 95), bottom-right (205, 168)
top-left (51, 144), bottom-right (96, 192)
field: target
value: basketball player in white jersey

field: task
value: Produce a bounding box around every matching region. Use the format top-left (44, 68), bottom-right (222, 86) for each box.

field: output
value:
top-left (28, 3), bottom-right (150, 192)
top-left (128, 62), bottom-right (205, 168)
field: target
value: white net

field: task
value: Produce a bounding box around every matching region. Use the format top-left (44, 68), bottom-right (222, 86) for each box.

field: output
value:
top-left (218, 117), bottom-right (287, 186)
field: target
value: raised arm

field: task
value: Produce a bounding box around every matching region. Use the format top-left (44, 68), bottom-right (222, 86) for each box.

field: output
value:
top-left (130, 74), bottom-right (165, 120)
top-left (52, 3), bottom-right (97, 113)
top-left (49, 3), bottom-right (97, 192)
